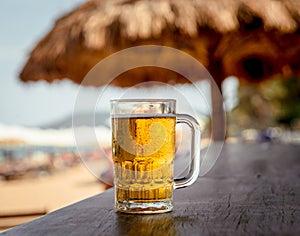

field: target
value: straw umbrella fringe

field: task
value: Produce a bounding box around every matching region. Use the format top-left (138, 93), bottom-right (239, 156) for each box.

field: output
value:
top-left (19, 0), bottom-right (300, 141)
top-left (20, 0), bottom-right (300, 86)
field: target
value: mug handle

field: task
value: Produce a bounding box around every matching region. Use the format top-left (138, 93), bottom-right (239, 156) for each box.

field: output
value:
top-left (174, 114), bottom-right (201, 189)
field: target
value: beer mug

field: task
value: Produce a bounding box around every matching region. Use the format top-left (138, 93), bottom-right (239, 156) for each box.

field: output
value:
top-left (111, 99), bottom-right (201, 214)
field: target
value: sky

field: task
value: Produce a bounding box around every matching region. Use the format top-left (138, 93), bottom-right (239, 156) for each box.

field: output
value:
top-left (0, 0), bottom-right (238, 127)
top-left (0, 0), bottom-right (91, 126)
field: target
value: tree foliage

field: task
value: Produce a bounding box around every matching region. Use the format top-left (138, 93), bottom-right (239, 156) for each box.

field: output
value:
top-left (229, 76), bottom-right (300, 134)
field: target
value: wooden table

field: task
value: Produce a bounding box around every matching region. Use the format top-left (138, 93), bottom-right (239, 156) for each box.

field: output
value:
top-left (2, 143), bottom-right (300, 235)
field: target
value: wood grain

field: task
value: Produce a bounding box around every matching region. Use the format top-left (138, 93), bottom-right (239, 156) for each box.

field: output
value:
top-left (2, 143), bottom-right (300, 235)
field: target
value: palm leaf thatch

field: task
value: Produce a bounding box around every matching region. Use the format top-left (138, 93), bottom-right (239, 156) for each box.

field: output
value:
top-left (20, 0), bottom-right (300, 86)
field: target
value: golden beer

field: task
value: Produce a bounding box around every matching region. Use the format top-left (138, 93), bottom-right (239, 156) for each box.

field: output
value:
top-left (112, 114), bottom-right (176, 208)
top-left (111, 99), bottom-right (201, 214)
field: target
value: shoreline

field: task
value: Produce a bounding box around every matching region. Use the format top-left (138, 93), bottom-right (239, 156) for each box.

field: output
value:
top-left (0, 163), bottom-right (106, 214)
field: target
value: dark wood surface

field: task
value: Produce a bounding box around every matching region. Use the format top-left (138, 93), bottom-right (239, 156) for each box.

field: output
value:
top-left (2, 143), bottom-right (300, 235)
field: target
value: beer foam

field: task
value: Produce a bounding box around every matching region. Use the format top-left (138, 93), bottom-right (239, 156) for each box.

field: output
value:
top-left (111, 114), bottom-right (176, 119)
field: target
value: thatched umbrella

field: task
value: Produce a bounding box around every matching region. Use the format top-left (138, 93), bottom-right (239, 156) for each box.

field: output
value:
top-left (20, 0), bottom-right (300, 140)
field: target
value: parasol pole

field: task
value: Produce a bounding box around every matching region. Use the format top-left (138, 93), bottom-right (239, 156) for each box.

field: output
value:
top-left (209, 60), bottom-right (226, 141)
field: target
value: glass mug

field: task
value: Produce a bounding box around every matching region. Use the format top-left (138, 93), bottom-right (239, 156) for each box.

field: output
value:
top-left (111, 99), bottom-right (201, 214)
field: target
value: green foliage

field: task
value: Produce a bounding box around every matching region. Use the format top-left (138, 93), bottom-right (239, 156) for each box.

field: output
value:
top-left (229, 76), bottom-right (300, 133)
top-left (263, 76), bottom-right (300, 128)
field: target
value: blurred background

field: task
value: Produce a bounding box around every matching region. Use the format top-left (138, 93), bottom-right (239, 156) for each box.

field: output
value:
top-left (1, 0), bottom-right (300, 231)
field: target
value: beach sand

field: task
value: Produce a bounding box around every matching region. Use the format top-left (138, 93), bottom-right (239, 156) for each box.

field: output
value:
top-left (0, 163), bottom-right (107, 230)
